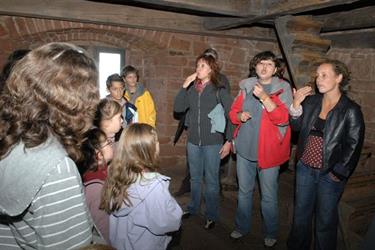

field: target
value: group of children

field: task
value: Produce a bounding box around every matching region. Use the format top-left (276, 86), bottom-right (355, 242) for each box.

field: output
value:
top-left (78, 65), bottom-right (182, 249)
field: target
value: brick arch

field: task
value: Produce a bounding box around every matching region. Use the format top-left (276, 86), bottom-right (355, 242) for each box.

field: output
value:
top-left (0, 16), bottom-right (171, 61)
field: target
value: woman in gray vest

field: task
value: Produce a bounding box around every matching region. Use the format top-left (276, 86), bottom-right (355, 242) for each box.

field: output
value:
top-left (229, 51), bottom-right (292, 247)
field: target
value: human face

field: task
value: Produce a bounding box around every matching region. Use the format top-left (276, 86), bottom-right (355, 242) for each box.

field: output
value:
top-left (101, 113), bottom-right (123, 136)
top-left (316, 63), bottom-right (341, 95)
top-left (255, 59), bottom-right (277, 84)
top-left (108, 81), bottom-right (125, 101)
top-left (195, 59), bottom-right (212, 83)
top-left (124, 73), bottom-right (138, 88)
top-left (98, 138), bottom-right (114, 163)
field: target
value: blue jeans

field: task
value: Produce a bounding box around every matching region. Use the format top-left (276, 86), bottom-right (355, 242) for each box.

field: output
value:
top-left (234, 154), bottom-right (279, 239)
top-left (187, 142), bottom-right (221, 222)
top-left (287, 161), bottom-right (346, 250)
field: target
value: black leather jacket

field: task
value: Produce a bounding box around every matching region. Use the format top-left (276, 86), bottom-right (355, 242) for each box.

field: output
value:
top-left (291, 94), bottom-right (365, 180)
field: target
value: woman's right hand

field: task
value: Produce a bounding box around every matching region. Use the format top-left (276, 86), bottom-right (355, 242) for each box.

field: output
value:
top-left (292, 86), bottom-right (313, 109)
top-left (238, 111), bottom-right (251, 123)
top-left (183, 73), bottom-right (197, 88)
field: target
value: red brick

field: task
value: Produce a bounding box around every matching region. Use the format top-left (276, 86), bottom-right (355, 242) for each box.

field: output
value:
top-left (169, 36), bottom-right (191, 51)
top-left (0, 23), bottom-right (8, 37)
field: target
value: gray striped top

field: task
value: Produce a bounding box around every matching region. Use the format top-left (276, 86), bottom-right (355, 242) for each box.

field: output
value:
top-left (0, 137), bottom-right (93, 249)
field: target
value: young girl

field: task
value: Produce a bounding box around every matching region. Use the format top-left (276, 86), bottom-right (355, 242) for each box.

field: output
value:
top-left (79, 128), bottom-right (114, 243)
top-left (94, 98), bottom-right (123, 143)
top-left (100, 123), bottom-right (182, 250)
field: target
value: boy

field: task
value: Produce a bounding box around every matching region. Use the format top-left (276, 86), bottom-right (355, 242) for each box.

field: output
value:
top-left (121, 65), bottom-right (156, 127)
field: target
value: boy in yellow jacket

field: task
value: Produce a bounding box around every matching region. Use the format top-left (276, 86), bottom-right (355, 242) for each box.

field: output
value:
top-left (121, 65), bottom-right (156, 127)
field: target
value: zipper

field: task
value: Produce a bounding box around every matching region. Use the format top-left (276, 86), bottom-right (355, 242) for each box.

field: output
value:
top-left (198, 93), bottom-right (201, 146)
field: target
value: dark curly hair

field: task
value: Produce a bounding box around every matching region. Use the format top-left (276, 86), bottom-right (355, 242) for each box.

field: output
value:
top-left (248, 51), bottom-right (279, 78)
top-left (0, 42), bottom-right (99, 162)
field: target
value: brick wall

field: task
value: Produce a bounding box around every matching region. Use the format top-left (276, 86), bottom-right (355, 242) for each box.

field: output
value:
top-left (0, 15), bottom-right (280, 168)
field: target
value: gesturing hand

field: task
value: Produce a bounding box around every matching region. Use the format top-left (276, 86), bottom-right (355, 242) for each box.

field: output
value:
top-left (183, 73), bottom-right (197, 88)
top-left (253, 83), bottom-right (268, 101)
top-left (238, 111), bottom-right (251, 123)
top-left (292, 86), bottom-right (313, 109)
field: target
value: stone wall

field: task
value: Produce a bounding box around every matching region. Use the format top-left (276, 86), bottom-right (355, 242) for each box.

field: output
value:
top-left (328, 48), bottom-right (375, 172)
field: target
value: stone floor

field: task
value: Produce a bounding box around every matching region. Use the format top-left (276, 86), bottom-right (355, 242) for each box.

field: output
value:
top-left (162, 162), bottom-right (295, 250)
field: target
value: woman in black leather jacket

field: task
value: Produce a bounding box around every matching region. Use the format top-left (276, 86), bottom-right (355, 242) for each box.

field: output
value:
top-left (287, 59), bottom-right (365, 250)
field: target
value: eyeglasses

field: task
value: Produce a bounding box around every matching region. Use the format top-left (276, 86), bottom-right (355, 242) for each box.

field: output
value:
top-left (100, 138), bottom-right (114, 149)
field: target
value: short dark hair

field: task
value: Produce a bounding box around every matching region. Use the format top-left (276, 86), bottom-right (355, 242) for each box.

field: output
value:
top-left (106, 73), bottom-right (124, 89)
top-left (248, 51), bottom-right (278, 77)
top-left (121, 65), bottom-right (139, 80)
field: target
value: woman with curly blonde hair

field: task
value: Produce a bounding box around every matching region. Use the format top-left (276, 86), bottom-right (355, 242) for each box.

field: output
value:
top-left (0, 42), bottom-right (99, 249)
top-left (100, 123), bottom-right (182, 250)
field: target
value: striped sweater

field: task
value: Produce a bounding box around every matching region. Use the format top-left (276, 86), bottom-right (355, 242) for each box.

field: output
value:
top-left (0, 137), bottom-right (93, 249)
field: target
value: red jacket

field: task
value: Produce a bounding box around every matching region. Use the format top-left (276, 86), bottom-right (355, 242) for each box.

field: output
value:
top-left (229, 90), bottom-right (291, 168)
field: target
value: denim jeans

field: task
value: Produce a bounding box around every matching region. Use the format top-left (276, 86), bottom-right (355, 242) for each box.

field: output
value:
top-left (187, 142), bottom-right (221, 222)
top-left (287, 161), bottom-right (346, 250)
top-left (234, 154), bottom-right (279, 239)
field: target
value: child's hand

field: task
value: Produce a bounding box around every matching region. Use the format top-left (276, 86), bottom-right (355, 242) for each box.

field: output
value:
top-left (183, 73), bottom-right (197, 88)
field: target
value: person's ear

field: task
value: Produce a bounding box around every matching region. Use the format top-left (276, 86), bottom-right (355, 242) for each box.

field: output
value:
top-left (336, 73), bottom-right (343, 84)
top-left (95, 150), bottom-right (103, 160)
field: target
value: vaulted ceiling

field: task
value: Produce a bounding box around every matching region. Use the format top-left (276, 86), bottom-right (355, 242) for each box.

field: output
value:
top-left (0, 0), bottom-right (374, 48)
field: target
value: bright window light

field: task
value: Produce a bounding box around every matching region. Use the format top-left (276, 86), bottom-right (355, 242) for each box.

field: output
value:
top-left (99, 52), bottom-right (121, 98)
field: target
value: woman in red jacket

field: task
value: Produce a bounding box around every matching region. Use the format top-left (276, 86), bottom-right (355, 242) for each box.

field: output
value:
top-left (229, 51), bottom-right (292, 247)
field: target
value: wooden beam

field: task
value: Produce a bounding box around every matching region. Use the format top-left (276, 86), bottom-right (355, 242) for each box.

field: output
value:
top-left (322, 28), bottom-right (375, 48)
top-left (318, 6), bottom-right (375, 32)
top-left (0, 0), bottom-right (275, 41)
top-left (93, 0), bottom-right (259, 17)
top-left (204, 0), bottom-right (360, 30)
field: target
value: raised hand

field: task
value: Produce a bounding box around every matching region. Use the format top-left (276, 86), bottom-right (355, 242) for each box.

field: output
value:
top-left (183, 73), bottom-right (197, 88)
top-left (292, 86), bottom-right (313, 109)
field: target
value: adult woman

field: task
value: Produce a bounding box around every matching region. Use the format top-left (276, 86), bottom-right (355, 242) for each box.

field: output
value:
top-left (287, 59), bottom-right (365, 250)
top-left (0, 42), bottom-right (99, 249)
top-left (229, 51), bottom-right (292, 247)
top-left (174, 53), bottom-right (233, 229)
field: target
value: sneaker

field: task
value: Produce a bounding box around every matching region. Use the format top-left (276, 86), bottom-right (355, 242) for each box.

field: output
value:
top-left (230, 230), bottom-right (243, 239)
top-left (264, 238), bottom-right (277, 247)
top-left (181, 211), bottom-right (190, 219)
top-left (204, 219), bottom-right (215, 229)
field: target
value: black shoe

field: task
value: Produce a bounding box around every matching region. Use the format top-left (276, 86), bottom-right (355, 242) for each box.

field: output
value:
top-left (181, 211), bottom-right (190, 219)
top-left (204, 219), bottom-right (215, 230)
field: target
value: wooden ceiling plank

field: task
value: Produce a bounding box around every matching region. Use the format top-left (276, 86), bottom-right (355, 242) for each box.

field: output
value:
top-left (318, 6), bottom-right (375, 32)
top-left (106, 0), bottom-right (258, 17)
top-left (204, 0), bottom-right (360, 30)
top-left (0, 0), bottom-right (275, 41)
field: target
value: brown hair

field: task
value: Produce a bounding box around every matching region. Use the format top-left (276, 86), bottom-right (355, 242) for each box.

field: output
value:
top-left (94, 98), bottom-right (123, 128)
top-left (0, 42), bottom-right (99, 161)
top-left (195, 53), bottom-right (222, 88)
top-left (100, 123), bottom-right (159, 213)
top-left (78, 127), bottom-right (108, 176)
top-left (318, 59), bottom-right (351, 93)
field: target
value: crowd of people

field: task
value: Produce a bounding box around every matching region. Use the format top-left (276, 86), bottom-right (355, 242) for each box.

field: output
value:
top-left (0, 41), bottom-right (366, 250)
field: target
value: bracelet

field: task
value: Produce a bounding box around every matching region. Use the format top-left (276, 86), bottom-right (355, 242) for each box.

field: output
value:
top-left (260, 95), bottom-right (269, 102)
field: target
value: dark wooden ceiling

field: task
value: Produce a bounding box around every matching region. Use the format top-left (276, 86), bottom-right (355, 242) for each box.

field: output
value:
top-left (0, 0), bottom-right (374, 48)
